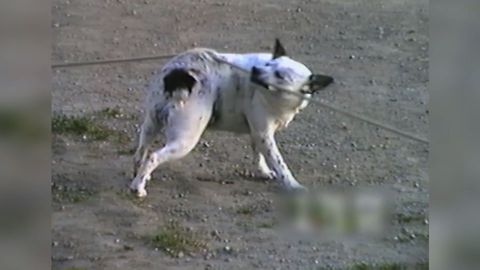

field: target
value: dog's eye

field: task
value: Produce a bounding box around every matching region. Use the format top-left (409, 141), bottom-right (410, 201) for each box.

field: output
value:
top-left (274, 71), bottom-right (284, 79)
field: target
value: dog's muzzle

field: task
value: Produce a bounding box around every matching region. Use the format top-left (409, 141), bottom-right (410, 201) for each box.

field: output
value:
top-left (250, 66), bottom-right (269, 89)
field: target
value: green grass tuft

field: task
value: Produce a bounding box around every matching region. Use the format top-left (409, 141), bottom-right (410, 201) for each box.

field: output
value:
top-left (151, 221), bottom-right (207, 257)
top-left (52, 114), bottom-right (129, 143)
top-left (349, 262), bottom-right (428, 270)
top-left (52, 183), bottom-right (97, 204)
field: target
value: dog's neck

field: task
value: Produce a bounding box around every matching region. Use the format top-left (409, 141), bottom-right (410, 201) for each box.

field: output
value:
top-left (218, 53), bottom-right (273, 71)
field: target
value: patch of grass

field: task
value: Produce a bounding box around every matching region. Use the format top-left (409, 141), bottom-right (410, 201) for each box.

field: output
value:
top-left (52, 114), bottom-right (111, 140)
top-left (98, 107), bottom-right (122, 118)
top-left (349, 262), bottom-right (428, 270)
top-left (236, 205), bottom-right (255, 215)
top-left (117, 148), bottom-right (136, 156)
top-left (350, 262), bottom-right (405, 270)
top-left (52, 114), bottom-right (129, 143)
top-left (150, 221), bottom-right (207, 257)
top-left (257, 220), bottom-right (276, 229)
top-left (52, 182), bottom-right (97, 204)
top-left (396, 213), bottom-right (425, 224)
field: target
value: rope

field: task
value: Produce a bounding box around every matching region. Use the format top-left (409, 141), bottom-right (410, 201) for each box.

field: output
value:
top-left (52, 53), bottom-right (429, 144)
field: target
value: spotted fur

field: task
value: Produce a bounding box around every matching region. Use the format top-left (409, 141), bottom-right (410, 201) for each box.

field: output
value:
top-left (130, 40), bottom-right (334, 197)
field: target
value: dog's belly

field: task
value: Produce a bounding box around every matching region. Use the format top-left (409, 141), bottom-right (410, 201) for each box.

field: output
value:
top-left (207, 85), bottom-right (251, 134)
top-left (207, 110), bottom-right (250, 133)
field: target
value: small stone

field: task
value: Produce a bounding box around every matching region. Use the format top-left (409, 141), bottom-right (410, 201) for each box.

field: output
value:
top-left (414, 182), bottom-right (420, 188)
top-left (52, 241), bottom-right (59, 247)
top-left (115, 238), bottom-right (120, 243)
top-left (224, 246), bottom-right (232, 253)
top-left (393, 236), bottom-right (399, 241)
top-left (53, 23), bottom-right (60, 28)
top-left (424, 219), bottom-right (429, 225)
top-left (410, 233), bottom-right (416, 239)
top-left (349, 55), bottom-right (356, 59)
top-left (131, 9), bottom-right (137, 16)
top-left (177, 251), bottom-right (184, 258)
top-left (315, 260), bottom-right (319, 264)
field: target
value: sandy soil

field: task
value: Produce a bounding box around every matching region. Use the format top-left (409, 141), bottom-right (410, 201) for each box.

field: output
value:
top-left (52, 0), bottom-right (429, 269)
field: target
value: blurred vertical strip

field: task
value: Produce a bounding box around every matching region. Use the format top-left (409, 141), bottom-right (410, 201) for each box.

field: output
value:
top-left (0, 0), bottom-right (50, 269)
top-left (431, 0), bottom-right (480, 269)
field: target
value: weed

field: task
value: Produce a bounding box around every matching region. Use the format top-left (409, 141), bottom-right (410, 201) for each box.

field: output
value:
top-left (150, 221), bottom-right (207, 257)
top-left (52, 183), bottom-right (97, 204)
top-left (52, 114), bottom-right (129, 143)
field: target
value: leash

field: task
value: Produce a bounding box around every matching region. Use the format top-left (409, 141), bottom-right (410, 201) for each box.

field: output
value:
top-left (52, 54), bottom-right (429, 145)
top-left (212, 55), bottom-right (429, 144)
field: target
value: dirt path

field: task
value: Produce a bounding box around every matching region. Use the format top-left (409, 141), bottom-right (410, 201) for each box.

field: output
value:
top-left (52, 0), bottom-right (429, 269)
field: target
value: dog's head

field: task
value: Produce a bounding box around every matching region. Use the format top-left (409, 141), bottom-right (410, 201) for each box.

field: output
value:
top-left (251, 39), bottom-right (334, 95)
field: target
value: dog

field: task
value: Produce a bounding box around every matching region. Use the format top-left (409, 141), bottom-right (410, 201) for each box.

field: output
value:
top-left (129, 39), bottom-right (334, 197)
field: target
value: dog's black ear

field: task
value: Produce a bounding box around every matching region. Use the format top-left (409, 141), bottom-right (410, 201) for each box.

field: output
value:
top-left (272, 38), bottom-right (287, 59)
top-left (306, 74), bottom-right (334, 93)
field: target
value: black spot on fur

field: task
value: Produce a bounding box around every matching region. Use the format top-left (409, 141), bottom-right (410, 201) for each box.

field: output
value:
top-left (163, 69), bottom-right (196, 95)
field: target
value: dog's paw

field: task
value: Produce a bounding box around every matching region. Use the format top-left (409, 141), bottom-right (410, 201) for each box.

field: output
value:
top-left (285, 182), bottom-right (308, 193)
top-left (136, 188), bottom-right (148, 198)
top-left (255, 169), bottom-right (276, 180)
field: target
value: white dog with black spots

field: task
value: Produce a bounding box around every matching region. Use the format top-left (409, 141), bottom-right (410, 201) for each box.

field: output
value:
top-left (130, 39), bottom-right (334, 197)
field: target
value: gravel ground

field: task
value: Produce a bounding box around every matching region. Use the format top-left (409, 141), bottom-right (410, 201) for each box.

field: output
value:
top-left (52, 0), bottom-right (429, 269)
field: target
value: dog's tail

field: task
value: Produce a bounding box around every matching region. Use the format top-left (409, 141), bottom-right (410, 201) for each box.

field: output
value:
top-left (163, 68), bottom-right (198, 102)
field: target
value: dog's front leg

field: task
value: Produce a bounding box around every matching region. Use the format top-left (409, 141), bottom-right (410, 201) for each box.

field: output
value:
top-left (250, 142), bottom-right (276, 180)
top-left (251, 133), bottom-right (305, 191)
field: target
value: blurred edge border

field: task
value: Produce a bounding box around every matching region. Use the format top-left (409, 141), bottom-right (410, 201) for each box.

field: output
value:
top-left (0, 0), bottom-right (51, 269)
top-left (1, 0), bottom-right (480, 269)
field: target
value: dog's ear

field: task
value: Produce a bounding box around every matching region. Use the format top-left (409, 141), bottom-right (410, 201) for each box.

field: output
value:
top-left (272, 38), bottom-right (287, 59)
top-left (304, 74), bottom-right (334, 93)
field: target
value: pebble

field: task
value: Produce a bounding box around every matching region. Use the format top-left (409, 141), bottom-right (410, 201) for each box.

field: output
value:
top-left (349, 55), bottom-right (356, 59)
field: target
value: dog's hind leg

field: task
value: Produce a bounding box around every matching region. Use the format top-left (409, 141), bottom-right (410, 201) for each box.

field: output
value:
top-left (133, 113), bottom-right (159, 178)
top-left (130, 98), bottom-right (214, 197)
